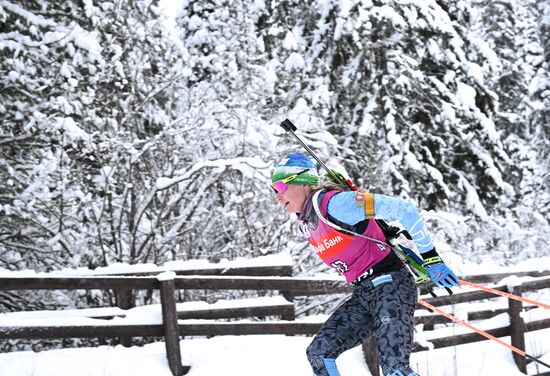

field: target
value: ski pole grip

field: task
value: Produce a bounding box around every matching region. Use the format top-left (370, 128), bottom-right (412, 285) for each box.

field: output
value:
top-left (280, 119), bottom-right (297, 132)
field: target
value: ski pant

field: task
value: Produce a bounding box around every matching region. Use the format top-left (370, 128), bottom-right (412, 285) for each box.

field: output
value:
top-left (306, 267), bottom-right (419, 376)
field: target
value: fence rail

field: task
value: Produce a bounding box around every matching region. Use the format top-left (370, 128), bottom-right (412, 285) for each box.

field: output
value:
top-left (4, 316), bottom-right (550, 341)
top-left (0, 275), bottom-right (350, 293)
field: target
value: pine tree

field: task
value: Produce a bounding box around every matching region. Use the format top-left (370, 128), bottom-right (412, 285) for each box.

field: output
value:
top-left (0, 1), bottom-right (185, 270)
top-left (465, 0), bottom-right (550, 259)
top-left (154, 0), bottom-right (291, 262)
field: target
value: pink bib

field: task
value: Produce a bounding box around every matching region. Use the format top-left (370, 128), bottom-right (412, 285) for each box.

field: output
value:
top-left (305, 190), bottom-right (390, 283)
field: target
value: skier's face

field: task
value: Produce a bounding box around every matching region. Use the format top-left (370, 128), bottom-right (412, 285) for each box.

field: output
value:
top-left (275, 184), bottom-right (312, 214)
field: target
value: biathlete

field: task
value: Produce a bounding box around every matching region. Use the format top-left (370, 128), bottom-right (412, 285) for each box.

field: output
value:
top-left (270, 152), bottom-right (458, 376)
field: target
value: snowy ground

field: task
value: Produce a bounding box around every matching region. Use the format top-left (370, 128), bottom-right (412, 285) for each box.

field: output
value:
top-left (1, 328), bottom-right (550, 376)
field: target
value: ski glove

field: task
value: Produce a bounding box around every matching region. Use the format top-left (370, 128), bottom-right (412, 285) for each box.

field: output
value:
top-left (422, 249), bottom-right (459, 288)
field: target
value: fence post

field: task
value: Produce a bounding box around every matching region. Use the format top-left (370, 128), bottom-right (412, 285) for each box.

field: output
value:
top-left (508, 286), bottom-right (526, 374)
top-left (362, 337), bottom-right (380, 376)
top-left (159, 273), bottom-right (185, 376)
top-left (280, 266), bottom-right (296, 321)
top-left (280, 291), bottom-right (296, 321)
top-left (115, 289), bottom-right (134, 346)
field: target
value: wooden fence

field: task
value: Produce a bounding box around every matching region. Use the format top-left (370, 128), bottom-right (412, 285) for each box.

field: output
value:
top-left (1, 265), bottom-right (549, 376)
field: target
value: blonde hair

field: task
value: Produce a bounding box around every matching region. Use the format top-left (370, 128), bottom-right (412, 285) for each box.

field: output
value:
top-left (314, 178), bottom-right (346, 191)
top-left (315, 178), bottom-right (368, 194)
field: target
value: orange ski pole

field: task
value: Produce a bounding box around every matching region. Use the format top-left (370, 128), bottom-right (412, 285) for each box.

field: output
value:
top-left (459, 279), bottom-right (550, 309)
top-left (418, 299), bottom-right (550, 369)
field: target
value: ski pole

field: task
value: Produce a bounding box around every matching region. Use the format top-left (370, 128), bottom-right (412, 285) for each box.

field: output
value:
top-left (418, 299), bottom-right (550, 370)
top-left (279, 119), bottom-right (349, 191)
top-left (459, 279), bottom-right (550, 309)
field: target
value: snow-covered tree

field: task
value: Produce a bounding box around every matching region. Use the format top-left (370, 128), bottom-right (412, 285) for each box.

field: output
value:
top-left (252, 0), bottom-right (550, 262)
top-left (464, 0), bottom-right (550, 260)
top-left (0, 0), bottom-right (186, 271)
top-left (260, 0), bottom-right (514, 214)
top-left (1, 0), bottom-right (548, 276)
top-left (0, 0), bottom-right (295, 275)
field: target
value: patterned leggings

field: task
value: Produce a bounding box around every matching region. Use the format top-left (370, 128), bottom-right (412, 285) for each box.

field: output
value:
top-left (306, 268), bottom-right (419, 376)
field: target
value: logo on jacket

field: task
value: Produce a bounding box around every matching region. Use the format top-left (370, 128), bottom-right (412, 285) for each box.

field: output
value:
top-left (313, 234), bottom-right (344, 254)
top-left (331, 260), bottom-right (349, 274)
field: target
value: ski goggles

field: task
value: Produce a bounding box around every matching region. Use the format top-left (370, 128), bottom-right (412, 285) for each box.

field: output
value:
top-left (271, 169), bottom-right (310, 194)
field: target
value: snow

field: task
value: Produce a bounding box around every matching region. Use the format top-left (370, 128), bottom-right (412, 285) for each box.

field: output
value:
top-left (1, 307), bottom-right (126, 320)
top-left (455, 82), bottom-right (477, 110)
top-left (1, 327), bottom-right (549, 375)
top-left (465, 61), bottom-right (485, 84)
top-left (385, 113), bottom-right (402, 147)
top-left (1, 2), bottom-right (56, 27)
top-left (0, 336), bottom-right (371, 376)
top-left (284, 52), bottom-right (305, 70)
top-left (71, 26), bottom-right (103, 63)
top-left (154, 157), bottom-right (271, 191)
top-left (282, 30), bottom-right (299, 51)
top-left (57, 117), bottom-right (90, 142)
top-left (470, 37), bottom-right (502, 72)
top-left (374, 5), bottom-right (407, 28)
top-left (405, 152), bottom-right (423, 171)
top-left (358, 113), bottom-right (376, 136)
top-left (156, 271), bottom-right (176, 282)
top-left (458, 175), bottom-right (489, 219)
top-left (0, 252), bottom-right (293, 277)
top-left (0, 296), bottom-right (295, 327)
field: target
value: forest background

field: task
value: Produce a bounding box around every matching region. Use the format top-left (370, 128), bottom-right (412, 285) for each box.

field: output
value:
top-left (0, 0), bottom-right (549, 350)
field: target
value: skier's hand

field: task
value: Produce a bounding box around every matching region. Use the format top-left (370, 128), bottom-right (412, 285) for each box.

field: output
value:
top-left (422, 249), bottom-right (458, 288)
top-left (424, 261), bottom-right (458, 288)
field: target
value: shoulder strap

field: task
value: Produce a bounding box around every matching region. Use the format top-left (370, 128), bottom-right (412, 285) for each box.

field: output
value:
top-left (362, 192), bottom-right (376, 219)
top-left (359, 190), bottom-right (409, 241)
top-left (311, 190), bottom-right (391, 249)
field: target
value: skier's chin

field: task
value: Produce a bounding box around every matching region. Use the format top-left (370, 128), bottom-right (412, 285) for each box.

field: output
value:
top-left (284, 203), bottom-right (296, 214)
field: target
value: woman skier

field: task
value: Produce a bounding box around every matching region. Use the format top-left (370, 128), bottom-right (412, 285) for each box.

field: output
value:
top-left (270, 152), bottom-right (458, 376)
